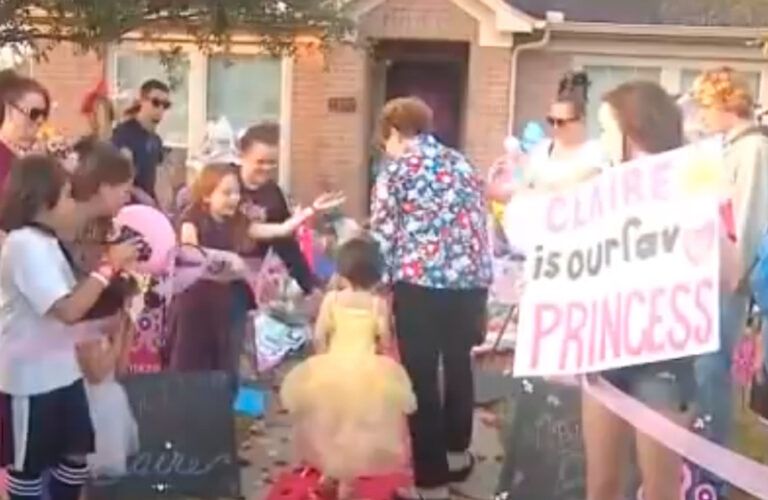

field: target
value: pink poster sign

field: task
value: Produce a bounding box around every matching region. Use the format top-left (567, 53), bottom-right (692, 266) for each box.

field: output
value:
top-left (511, 141), bottom-right (723, 377)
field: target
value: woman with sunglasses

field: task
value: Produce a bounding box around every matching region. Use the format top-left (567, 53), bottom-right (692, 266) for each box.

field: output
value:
top-left (0, 72), bottom-right (51, 193)
top-left (526, 71), bottom-right (603, 191)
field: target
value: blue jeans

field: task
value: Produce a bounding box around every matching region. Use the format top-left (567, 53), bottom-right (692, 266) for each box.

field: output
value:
top-left (692, 292), bottom-right (749, 492)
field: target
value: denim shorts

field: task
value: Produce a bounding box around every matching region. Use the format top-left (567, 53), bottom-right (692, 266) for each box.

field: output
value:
top-left (601, 358), bottom-right (696, 413)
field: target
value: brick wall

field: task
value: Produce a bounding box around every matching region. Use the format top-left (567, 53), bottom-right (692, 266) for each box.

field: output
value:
top-left (513, 50), bottom-right (572, 135)
top-left (290, 0), bottom-right (514, 219)
top-left (358, 0), bottom-right (476, 41)
top-left (465, 44), bottom-right (512, 173)
top-left (290, 45), bottom-right (370, 219)
top-left (32, 43), bottom-right (104, 138)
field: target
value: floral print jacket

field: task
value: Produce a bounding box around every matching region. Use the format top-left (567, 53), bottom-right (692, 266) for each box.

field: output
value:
top-left (370, 134), bottom-right (492, 290)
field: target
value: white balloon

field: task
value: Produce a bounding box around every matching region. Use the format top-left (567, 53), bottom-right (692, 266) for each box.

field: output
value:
top-left (504, 136), bottom-right (522, 154)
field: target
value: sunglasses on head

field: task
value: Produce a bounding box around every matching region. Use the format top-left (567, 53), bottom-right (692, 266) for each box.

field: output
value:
top-left (150, 98), bottom-right (172, 110)
top-left (9, 102), bottom-right (49, 122)
top-left (546, 116), bottom-right (579, 128)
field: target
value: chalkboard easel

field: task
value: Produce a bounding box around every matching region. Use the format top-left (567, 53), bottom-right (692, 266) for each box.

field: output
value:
top-left (88, 371), bottom-right (241, 500)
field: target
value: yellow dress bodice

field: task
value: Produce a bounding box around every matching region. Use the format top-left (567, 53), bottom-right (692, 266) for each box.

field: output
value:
top-left (326, 305), bottom-right (379, 357)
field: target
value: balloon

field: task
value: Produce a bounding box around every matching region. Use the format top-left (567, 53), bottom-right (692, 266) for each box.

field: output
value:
top-left (114, 205), bottom-right (177, 275)
top-left (187, 116), bottom-right (241, 170)
top-left (521, 121), bottom-right (547, 152)
top-left (503, 136), bottom-right (521, 154)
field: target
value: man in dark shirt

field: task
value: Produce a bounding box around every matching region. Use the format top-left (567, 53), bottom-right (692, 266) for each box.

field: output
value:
top-left (112, 79), bottom-right (170, 203)
top-left (238, 122), bottom-right (318, 295)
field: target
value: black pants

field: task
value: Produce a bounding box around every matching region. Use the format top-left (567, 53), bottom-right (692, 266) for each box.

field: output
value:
top-left (393, 282), bottom-right (488, 488)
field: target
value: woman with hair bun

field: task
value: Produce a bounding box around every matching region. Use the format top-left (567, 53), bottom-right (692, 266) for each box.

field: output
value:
top-left (526, 71), bottom-right (604, 190)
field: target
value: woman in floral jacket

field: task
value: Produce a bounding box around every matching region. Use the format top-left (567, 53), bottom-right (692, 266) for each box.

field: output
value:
top-left (370, 97), bottom-right (492, 500)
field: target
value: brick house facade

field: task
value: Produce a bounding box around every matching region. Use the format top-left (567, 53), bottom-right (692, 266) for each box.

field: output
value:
top-left (23, 0), bottom-right (768, 219)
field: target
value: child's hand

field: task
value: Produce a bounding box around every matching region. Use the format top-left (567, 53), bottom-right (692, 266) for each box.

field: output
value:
top-left (106, 238), bottom-right (141, 271)
top-left (312, 192), bottom-right (346, 213)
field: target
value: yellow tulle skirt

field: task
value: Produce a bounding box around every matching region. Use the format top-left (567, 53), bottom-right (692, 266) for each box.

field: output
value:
top-left (280, 352), bottom-right (416, 479)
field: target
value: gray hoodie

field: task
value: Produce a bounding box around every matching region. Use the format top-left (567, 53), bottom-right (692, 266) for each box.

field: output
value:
top-left (724, 123), bottom-right (768, 294)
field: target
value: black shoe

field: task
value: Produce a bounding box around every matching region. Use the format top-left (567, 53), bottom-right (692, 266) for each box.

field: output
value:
top-left (448, 453), bottom-right (476, 483)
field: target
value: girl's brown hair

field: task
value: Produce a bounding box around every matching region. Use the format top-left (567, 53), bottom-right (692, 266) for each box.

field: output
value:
top-left (187, 163), bottom-right (252, 252)
top-left (691, 66), bottom-right (754, 119)
top-left (190, 163), bottom-right (238, 207)
top-left (0, 154), bottom-right (69, 231)
top-left (70, 138), bottom-right (135, 201)
top-left (603, 80), bottom-right (683, 158)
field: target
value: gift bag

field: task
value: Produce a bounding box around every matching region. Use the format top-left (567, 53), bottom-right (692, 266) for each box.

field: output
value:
top-left (245, 250), bottom-right (311, 373)
top-left (251, 312), bottom-right (310, 373)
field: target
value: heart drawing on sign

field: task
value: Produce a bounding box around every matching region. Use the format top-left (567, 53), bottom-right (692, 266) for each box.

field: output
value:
top-left (681, 220), bottom-right (716, 267)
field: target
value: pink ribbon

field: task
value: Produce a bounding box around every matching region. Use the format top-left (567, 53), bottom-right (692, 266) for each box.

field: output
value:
top-left (584, 376), bottom-right (768, 499)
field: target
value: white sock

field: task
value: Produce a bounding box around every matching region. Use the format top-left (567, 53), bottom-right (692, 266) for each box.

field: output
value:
top-left (447, 451), bottom-right (470, 470)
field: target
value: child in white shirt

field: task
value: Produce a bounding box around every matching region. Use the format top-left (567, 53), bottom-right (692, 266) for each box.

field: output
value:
top-left (0, 154), bottom-right (137, 500)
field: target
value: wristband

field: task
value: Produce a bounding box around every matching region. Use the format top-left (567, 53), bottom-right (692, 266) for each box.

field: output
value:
top-left (89, 272), bottom-right (110, 287)
top-left (96, 262), bottom-right (115, 279)
top-left (301, 206), bottom-right (316, 222)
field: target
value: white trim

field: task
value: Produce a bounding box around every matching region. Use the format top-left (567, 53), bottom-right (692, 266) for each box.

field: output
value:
top-left (278, 57), bottom-right (294, 191)
top-left (549, 37), bottom-right (765, 62)
top-left (760, 69), bottom-right (768, 106)
top-left (660, 67), bottom-right (681, 94)
top-left (551, 21), bottom-right (765, 40)
top-left (187, 50), bottom-right (207, 155)
top-left (345, 0), bottom-right (534, 47)
top-left (573, 53), bottom-right (767, 104)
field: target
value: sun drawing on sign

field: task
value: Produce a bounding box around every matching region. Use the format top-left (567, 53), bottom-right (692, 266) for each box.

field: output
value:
top-left (677, 150), bottom-right (723, 196)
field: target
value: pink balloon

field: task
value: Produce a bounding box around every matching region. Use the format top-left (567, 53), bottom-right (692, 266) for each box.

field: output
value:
top-left (114, 205), bottom-right (177, 275)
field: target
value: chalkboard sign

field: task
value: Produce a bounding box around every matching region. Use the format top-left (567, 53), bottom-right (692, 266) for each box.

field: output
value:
top-left (496, 378), bottom-right (721, 500)
top-left (89, 372), bottom-right (241, 500)
top-left (496, 378), bottom-right (585, 500)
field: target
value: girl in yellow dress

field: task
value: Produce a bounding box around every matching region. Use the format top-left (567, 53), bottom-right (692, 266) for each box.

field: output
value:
top-left (280, 237), bottom-right (416, 498)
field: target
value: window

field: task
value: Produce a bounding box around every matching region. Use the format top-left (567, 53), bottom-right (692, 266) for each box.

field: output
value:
top-left (112, 50), bottom-right (190, 147)
top-left (207, 55), bottom-right (282, 133)
top-left (110, 47), bottom-right (287, 151)
top-left (583, 65), bottom-right (662, 137)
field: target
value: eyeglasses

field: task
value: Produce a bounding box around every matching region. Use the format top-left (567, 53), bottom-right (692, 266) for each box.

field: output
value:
top-left (150, 98), bottom-right (172, 110)
top-left (546, 116), bottom-right (579, 128)
top-left (8, 102), bottom-right (49, 122)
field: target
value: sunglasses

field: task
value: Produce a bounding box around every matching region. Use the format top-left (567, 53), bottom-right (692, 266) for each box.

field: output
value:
top-left (546, 116), bottom-right (579, 128)
top-left (9, 102), bottom-right (49, 122)
top-left (150, 98), bottom-right (172, 110)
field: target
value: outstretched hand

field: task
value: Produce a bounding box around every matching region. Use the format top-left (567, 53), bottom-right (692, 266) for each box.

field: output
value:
top-left (312, 191), bottom-right (346, 213)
